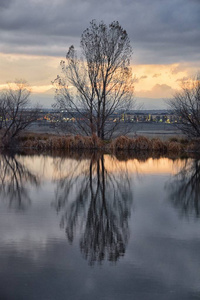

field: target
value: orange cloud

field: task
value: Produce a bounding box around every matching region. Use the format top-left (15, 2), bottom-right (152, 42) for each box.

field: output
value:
top-left (1, 53), bottom-right (200, 99)
top-left (136, 84), bottom-right (176, 98)
top-left (153, 73), bottom-right (161, 78)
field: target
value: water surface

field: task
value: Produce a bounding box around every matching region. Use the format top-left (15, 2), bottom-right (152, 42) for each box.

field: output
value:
top-left (0, 152), bottom-right (200, 300)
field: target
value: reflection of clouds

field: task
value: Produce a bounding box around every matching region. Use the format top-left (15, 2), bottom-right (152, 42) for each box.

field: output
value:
top-left (17, 152), bottom-right (184, 180)
top-left (126, 173), bottom-right (200, 297)
top-left (1, 168), bottom-right (200, 299)
top-left (0, 154), bottom-right (200, 298)
top-left (53, 153), bottom-right (133, 265)
top-left (166, 158), bottom-right (200, 217)
top-left (0, 178), bottom-right (64, 258)
top-left (128, 235), bottom-right (200, 295)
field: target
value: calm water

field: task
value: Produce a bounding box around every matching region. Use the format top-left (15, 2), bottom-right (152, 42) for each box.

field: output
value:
top-left (0, 152), bottom-right (200, 300)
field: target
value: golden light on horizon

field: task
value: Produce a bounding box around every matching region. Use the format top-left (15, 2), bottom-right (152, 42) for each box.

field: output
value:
top-left (0, 52), bottom-right (199, 98)
top-left (18, 155), bottom-right (184, 181)
top-left (104, 156), bottom-right (183, 175)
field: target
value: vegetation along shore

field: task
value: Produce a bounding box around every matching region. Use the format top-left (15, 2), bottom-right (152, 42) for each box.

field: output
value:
top-left (1, 132), bottom-right (200, 155)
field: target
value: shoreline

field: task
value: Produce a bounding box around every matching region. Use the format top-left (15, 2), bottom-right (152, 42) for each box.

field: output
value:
top-left (0, 132), bottom-right (199, 155)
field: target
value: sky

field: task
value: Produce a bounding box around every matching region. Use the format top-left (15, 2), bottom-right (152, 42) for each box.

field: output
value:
top-left (0, 0), bottom-right (200, 108)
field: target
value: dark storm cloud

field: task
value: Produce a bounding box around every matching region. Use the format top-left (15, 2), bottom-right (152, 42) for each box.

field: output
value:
top-left (0, 0), bottom-right (200, 63)
top-left (0, 0), bottom-right (13, 9)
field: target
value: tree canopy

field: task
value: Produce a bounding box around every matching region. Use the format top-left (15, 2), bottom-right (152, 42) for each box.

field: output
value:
top-left (54, 20), bottom-right (134, 139)
top-left (0, 80), bottom-right (39, 147)
top-left (169, 75), bottom-right (200, 138)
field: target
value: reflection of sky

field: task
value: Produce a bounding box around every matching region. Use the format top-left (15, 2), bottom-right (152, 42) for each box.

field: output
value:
top-left (17, 155), bottom-right (184, 179)
top-left (0, 155), bottom-right (200, 299)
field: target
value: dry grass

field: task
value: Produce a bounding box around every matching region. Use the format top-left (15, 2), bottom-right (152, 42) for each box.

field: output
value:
top-left (186, 138), bottom-right (200, 153)
top-left (167, 141), bottom-right (182, 153)
top-left (19, 133), bottom-right (103, 150)
top-left (110, 136), bottom-right (130, 150)
top-left (19, 134), bottom-right (182, 153)
top-left (111, 136), bottom-right (161, 152)
top-left (134, 136), bottom-right (152, 151)
top-left (152, 138), bottom-right (166, 152)
top-left (1, 131), bottom-right (200, 154)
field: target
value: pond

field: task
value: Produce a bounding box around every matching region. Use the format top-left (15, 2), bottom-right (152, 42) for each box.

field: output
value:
top-left (0, 151), bottom-right (200, 300)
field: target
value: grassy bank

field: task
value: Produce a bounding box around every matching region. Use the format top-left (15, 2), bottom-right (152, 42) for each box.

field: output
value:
top-left (1, 132), bottom-right (199, 154)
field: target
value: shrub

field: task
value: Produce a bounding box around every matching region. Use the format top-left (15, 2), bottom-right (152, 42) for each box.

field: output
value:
top-left (167, 141), bottom-right (182, 153)
top-left (152, 138), bottom-right (166, 152)
top-left (186, 138), bottom-right (200, 152)
top-left (169, 137), bottom-right (179, 142)
top-left (110, 136), bottom-right (130, 150)
top-left (135, 136), bottom-right (152, 151)
top-left (179, 138), bottom-right (189, 145)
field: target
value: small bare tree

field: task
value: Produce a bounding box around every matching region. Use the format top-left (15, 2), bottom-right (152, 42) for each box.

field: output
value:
top-left (0, 80), bottom-right (39, 147)
top-left (168, 75), bottom-right (200, 138)
top-left (53, 20), bottom-right (135, 139)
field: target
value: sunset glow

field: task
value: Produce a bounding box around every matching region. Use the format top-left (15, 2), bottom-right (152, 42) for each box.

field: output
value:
top-left (18, 155), bottom-right (184, 181)
top-left (0, 0), bottom-right (199, 107)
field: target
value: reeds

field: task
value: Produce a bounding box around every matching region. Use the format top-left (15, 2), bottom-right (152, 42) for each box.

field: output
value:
top-left (186, 138), bottom-right (200, 153)
top-left (1, 131), bottom-right (199, 154)
top-left (19, 133), bottom-right (103, 150)
top-left (167, 141), bottom-right (182, 153)
top-left (110, 136), bottom-right (163, 152)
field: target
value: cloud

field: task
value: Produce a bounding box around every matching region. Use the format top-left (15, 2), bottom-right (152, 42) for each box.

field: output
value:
top-left (133, 76), bottom-right (139, 83)
top-left (137, 84), bottom-right (176, 98)
top-left (0, 0), bottom-right (199, 64)
top-left (171, 65), bottom-right (184, 75)
top-left (170, 62), bottom-right (200, 78)
top-left (133, 75), bottom-right (148, 83)
top-left (176, 76), bottom-right (189, 82)
top-left (0, 0), bottom-right (13, 9)
top-left (0, 53), bottom-right (59, 86)
top-left (153, 73), bottom-right (161, 78)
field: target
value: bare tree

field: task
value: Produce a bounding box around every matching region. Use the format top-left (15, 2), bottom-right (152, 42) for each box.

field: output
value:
top-left (53, 20), bottom-right (135, 139)
top-left (168, 75), bottom-right (200, 138)
top-left (0, 80), bottom-right (39, 146)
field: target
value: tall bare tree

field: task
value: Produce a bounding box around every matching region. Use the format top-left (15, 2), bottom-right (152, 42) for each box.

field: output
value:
top-left (0, 80), bottom-right (39, 146)
top-left (53, 20), bottom-right (134, 139)
top-left (168, 75), bottom-right (200, 138)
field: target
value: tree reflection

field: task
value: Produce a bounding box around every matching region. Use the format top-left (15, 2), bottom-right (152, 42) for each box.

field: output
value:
top-left (0, 154), bottom-right (40, 209)
top-left (167, 158), bottom-right (200, 217)
top-left (53, 153), bottom-right (133, 265)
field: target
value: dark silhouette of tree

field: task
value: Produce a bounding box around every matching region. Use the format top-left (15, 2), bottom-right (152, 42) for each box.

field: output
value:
top-left (53, 153), bottom-right (133, 265)
top-left (167, 158), bottom-right (200, 217)
top-left (53, 20), bottom-right (134, 139)
top-left (0, 153), bottom-right (40, 209)
top-left (168, 75), bottom-right (200, 138)
top-left (0, 80), bottom-right (39, 147)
